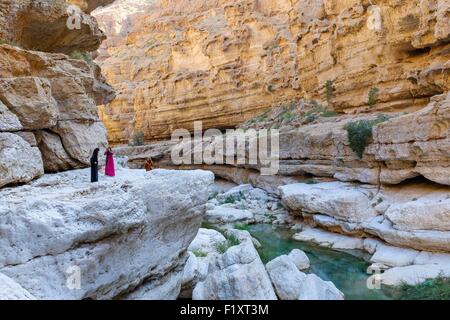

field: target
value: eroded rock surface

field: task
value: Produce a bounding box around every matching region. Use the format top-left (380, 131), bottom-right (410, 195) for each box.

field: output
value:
top-left (0, 132), bottom-right (43, 188)
top-left (281, 181), bottom-right (450, 252)
top-left (192, 230), bottom-right (277, 300)
top-left (266, 254), bottom-right (344, 300)
top-left (0, 0), bottom-right (114, 187)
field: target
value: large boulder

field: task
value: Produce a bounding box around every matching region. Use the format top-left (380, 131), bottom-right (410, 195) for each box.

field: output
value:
top-left (192, 231), bottom-right (277, 300)
top-left (34, 130), bottom-right (84, 172)
top-left (266, 255), bottom-right (307, 300)
top-left (52, 120), bottom-right (108, 165)
top-left (288, 249), bottom-right (310, 271)
top-left (0, 77), bottom-right (58, 130)
top-left (281, 180), bottom-right (450, 253)
top-left (0, 132), bottom-right (43, 188)
top-left (0, 273), bottom-right (36, 300)
top-left (0, 100), bottom-right (22, 131)
top-left (0, 44), bottom-right (114, 179)
top-left (0, 168), bottom-right (214, 299)
top-left (266, 254), bottom-right (344, 300)
top-left (378, 264), bottom-right (450, 287)
top-left (205, 206), bottom-right (254, 224)
top-left (188, 228), bottom-right (227, 257)
top-left (279, 182), bottom-right (379, 223)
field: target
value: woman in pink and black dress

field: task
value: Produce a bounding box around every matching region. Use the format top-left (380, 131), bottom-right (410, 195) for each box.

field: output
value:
top-left (104, 147), bottom-right (115, 177)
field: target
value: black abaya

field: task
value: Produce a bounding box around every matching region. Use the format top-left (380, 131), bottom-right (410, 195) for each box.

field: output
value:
top-left (90, 149), bottom-right (99, 183)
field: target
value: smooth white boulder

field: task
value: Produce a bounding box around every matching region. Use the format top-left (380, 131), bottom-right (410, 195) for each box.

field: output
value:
top-left (370, 243), bottom-right (420, 267)
top-left (279, 182), bottom-right (378, 222)
top-left (288, 249), bottom-right (310, 271)
top-left (266, 255), bottom-right (344, 300)
top-left (179, 252), bottom-right (210, 298)
top-left (266, 255), bottom-right (306, 300)
top-left (205, 206), bottom-right (254, 223)
top-left (379, 264), bottom-right (450, 286)
top-left (0, 168), bottom-right (214, 299)
top-left (192, 232), bottom-right (277, 300)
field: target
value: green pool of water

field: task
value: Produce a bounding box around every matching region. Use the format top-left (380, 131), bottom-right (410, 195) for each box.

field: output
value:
top-left (247, 224), bottom-right (393, 300)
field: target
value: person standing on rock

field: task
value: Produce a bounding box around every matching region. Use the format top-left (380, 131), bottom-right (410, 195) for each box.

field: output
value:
top-left (144, 158), bottom-right (154, 171)
top-left (90, 148), bottom-right (100, 183)
top-left (104, 147), bottom-right (115, 177)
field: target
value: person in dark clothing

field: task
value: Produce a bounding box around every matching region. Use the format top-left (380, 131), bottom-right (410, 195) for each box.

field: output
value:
top-left (90, 148), bottom-right (100, 183)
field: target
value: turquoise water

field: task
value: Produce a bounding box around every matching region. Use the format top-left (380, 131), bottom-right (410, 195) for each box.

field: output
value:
top-left (247, 224), bottom-right (393, 300)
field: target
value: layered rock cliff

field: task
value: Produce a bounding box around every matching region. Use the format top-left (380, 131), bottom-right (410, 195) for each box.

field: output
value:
top-left (94, 0), bottom-right (449, 143)
top-left (0, 0), bottom-right (115, 187)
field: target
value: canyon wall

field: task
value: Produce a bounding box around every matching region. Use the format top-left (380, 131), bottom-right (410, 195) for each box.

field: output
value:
top-left (94, 0), bottom-right (449, 144)
top-left (0, 0), bottom-right (115, 187)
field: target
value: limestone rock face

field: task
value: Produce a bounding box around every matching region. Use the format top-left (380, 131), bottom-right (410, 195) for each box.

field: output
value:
top-left (34, 131), bottom-right (84, 172)
top-left (0, 168), bottom-right (214, 299)
top-left (0, 45), bottom-right (114, 178)
top-left (266, 255), bottom-right (307, 300)
top-left (0, 133), bottom-right (44, 188)
top-left (94, 0), bottom-right (449, 144)
top-left (281, 181), bottom-right (450, 253)
top-left (368, 92), bottom-right (450, 186)
top-left (280, 182), bottom-right (379, 223)
top-left (0, 0), bottom-right (108, 54)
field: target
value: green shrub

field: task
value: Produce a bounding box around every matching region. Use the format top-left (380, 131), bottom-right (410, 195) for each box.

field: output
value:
top-left (321, 110), bottom-right (338, 117)
top-left (192, 249), bottom-right (208, 258)
top-left (130, 131), bottom-right (145, 146)
top-left (304, 114), bottom-right (317, 124)
top-left (271, 123), bottom-right (280, 129)
top-left (221, 192), bottom-right (245, 204)
top-left (214, 233), bottom-right (241, 254)
top-left (282, 111), bottom-right (295, 122)
top-left (345, 115), bottom-right (389, 158)
top-left (267, 84), bottom-right (274, 92)
top-left (0, 38), bottom-right (19, 47)
top-left (233, 223), bottom-right (250, 231)
top-left (303, 105), bottom-right (337, 122)
top-left (368, 87), bottom-right (380, 107)
top-left (69, 50), bottom-right (93, 64)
